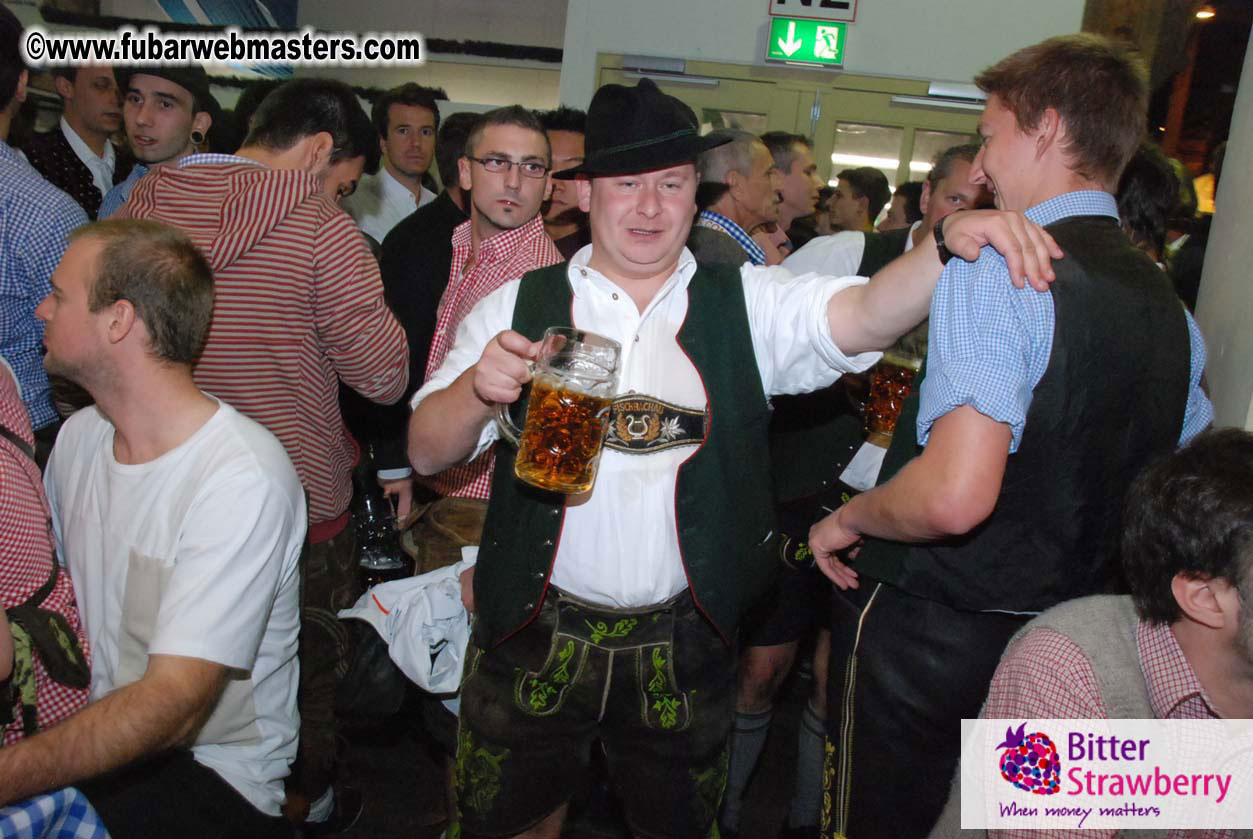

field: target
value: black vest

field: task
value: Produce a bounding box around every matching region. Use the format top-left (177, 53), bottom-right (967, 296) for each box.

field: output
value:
top-left (767, 228), bottom-right (912, 502)
top-left (473, 262), bottom-right (778, 647)
top-left (856, 216), bottom-right (1191, 612)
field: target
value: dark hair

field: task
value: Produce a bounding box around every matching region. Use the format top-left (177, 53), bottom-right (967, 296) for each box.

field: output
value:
top-left (434, 112), bottom-right (478, 188)
top-left (231, 79), bottom-right (283, 145)
top-left (75, 220), bottom-right (215, 365)
top-left (1, 3), bottom-right (26, 110)
top-left (975, 34), bottom-right (1147, 185)
top-left (837, 166), bottom-right (891, 222)
top-left (371, 83), bottom-right (441, 138)
top-left (760, 131), bottom-right (811, 174)
top-left (464, 105), bottom-right (550, 163)
top-left (892, 182), bottom-right (923, 224)
top-left (927, 143), bottom-right (980, 190)
top-left (537, 105), bottom-right (586, 135)
top-left (1122, 429), bottom-right (1253, 624)
top-left (243, 78), bottom-right (380, 173)
top-left (1116, 142), bottom-right (1180, 257)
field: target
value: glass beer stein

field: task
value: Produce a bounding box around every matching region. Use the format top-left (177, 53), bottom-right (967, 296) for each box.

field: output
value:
top-left (864, 350), bottom-right (922, 446)
top-left (496, 327), bottom-right (621, 493)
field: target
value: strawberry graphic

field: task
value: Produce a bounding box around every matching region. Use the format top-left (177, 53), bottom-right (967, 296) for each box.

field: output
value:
top-left (996, 722), bottom-right (1061, 795)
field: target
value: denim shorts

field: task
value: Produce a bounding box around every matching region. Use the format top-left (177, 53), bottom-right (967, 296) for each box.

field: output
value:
top-left (452, 587), bottom-right (736, 839)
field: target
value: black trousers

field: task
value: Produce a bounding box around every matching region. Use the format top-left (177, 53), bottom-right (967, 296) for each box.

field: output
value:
top-left (80, 749), bottom-right (289, 839)
top-left (824, 582), bottom-right (1028, 839)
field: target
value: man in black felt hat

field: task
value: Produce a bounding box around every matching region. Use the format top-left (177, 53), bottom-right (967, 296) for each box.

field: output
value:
top-left (99, 66), bottom-right (218, 219)
top-left (408, 78), bottom-right (1060, 839)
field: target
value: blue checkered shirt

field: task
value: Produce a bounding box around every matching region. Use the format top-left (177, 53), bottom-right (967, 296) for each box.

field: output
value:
top-left (696, 210), bottom-right (766, 266)
top-left (919, 190), bottom-right (1213, 452)
top-left (0, 787), bottom-right (109, 838)
top-left (0, 142), bottom-right (88, 429)
top-left (99, 162), bottom-right (147, 219)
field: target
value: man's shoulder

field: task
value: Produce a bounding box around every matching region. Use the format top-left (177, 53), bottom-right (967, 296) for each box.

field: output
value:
top-left (687, 224), bottom-right (747, 266)
top-left (198, 402), bottom-right (302, 497)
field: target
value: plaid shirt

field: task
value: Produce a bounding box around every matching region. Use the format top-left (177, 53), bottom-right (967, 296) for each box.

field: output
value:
top-left (0, 142), bottom-right (88, 430)
top-left (919, 190), bottom-right (1212, 453)
top-left (695, 209), bottom-right (766, 265)
top-left (0, 363), bottom-right (90, 743)
top-left (421, 214), bottom-right (562, 499)
top-left (983, 615), bottom-right (1229, 839)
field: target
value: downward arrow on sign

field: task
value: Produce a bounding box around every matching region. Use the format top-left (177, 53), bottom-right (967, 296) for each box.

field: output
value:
top-left (777, 21), bottom-right (802, 57)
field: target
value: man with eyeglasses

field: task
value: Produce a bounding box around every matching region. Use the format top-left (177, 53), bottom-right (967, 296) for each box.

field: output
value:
top-left (406, 105), bottom-right (561, 585)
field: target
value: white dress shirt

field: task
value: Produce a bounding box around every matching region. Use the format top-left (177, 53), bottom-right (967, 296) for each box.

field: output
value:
top-left (414, 245), bottom-right (878, 608)
top-left (783, 220), bottom-right (921, 277)
top-left (343, 164), bottom-right (435, 243)
top-left (60, 116), bottom-right (115, 199)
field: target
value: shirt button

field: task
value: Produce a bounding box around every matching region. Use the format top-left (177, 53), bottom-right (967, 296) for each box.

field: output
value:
top-left (634, 335), bottom-right (640, 343)
top-left (523, 602), bottom-right (535, 611)
top-left (580, 268), bottom-right (587, 277)
top-left (612, 292), bottom-right (619, 300)
top-left (542, 538), bottom-right (554, 547)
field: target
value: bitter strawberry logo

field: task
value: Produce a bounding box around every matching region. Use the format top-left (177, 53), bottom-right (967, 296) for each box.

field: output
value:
top-left (996, 722), bottom-right (1061, 795)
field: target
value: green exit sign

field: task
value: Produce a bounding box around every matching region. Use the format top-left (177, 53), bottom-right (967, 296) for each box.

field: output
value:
top-left (766, 17), bottom-right (845, 67)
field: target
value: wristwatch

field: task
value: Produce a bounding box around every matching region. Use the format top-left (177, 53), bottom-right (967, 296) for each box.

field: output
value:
top-left (934, 217), bottom-right (955, 265)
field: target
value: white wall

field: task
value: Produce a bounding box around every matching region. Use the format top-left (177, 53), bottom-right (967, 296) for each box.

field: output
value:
top-left (560, 0), bottom-right (1085, 107)
top-left (294, 59), bottom-right (560, 110)
top-left (298, 0), bottom-right (567, 49)
top-left (1194, 24), bottom-right (1253, 431)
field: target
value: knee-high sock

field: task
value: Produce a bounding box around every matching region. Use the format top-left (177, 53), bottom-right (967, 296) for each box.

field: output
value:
top-left (720, 706), bottom-right (773, 830)
top-left (788, 700), bottom-right (825, 828)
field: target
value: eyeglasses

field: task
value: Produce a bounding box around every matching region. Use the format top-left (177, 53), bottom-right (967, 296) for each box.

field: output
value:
top-left (466, 156), bottom-right (550, 179)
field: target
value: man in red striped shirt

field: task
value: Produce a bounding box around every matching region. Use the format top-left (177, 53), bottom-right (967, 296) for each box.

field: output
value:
top-left (117, 78), bottom-right (407, 830)
top-left (401, 106), bottom-right (561, 579)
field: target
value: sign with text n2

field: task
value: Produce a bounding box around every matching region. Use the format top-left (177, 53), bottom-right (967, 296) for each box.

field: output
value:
top-left (765, 17), bottom-right (845, 67)
top-left (960, 719), bottom-right (1253, 831)
top-left (767, 0), bottom-right (857, 23)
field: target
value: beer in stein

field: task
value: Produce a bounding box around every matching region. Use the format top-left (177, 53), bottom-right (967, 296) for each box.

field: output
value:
top-left (496, 327), bottom-right (621, 493)
top-left (864, 350), bottom-right (922, 446)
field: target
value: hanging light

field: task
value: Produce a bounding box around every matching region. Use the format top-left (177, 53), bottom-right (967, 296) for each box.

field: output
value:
top-left (1195, 5), bottom-right (1216, 20)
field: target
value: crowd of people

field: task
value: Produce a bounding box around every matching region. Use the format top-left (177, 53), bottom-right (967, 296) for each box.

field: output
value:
top-left (0, 5), bottom-right (1243, 838)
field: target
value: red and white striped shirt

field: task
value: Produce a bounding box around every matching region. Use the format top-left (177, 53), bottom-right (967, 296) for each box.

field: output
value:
top-left (420, 214), bottom-right (561, 499)
top-left (0, 363), bottom-right (89, 742)
top-left (982, 613), bottom-right (1229, 839)
top-left (120, 158), bottom-right (408, 537)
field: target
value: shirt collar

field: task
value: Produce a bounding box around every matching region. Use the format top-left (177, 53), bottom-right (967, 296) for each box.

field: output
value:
top-left (379, 165), bottom-right (419, 208)
top-left (697, 209), bottom-right (767, 266)
top-left (567, 243), bottom-right (698, 318)
top-left (1024, 190), bottom-right (1119, 227)
top-left (1138, 618), bottom-right (1221, 719)
top-left (454, 214), bottom-right (547, 263)
top-left (60, 116), bottom-right (114, 168)
top-left (903, 219), bottom-right (923, 253)
top-left (177, 152), bottom-right (265, 169)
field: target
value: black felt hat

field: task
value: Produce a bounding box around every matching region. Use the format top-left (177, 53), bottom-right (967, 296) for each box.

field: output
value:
top-left (552, 78), bottom-right (730, 180)
top-left (115, 66), bottom-right (220, 122)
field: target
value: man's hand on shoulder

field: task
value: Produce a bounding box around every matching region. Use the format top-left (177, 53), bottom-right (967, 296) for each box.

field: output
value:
top-left (941, 210), bottom-right (1064, 291)
top-left (472, 330), bottom-right (541, 406)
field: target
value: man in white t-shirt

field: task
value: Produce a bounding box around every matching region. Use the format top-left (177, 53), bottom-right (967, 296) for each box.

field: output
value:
top-left (0, 218), bottom-right (304, 838)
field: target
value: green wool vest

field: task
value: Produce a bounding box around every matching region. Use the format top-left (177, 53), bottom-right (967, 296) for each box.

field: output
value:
top-left (472, 262), bottom-right (778, 648)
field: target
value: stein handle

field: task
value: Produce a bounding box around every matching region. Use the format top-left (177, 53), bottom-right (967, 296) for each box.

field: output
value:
top-left (493, 360), bottom-right (535, 447)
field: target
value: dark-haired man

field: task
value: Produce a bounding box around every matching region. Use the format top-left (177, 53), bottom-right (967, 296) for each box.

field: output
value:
top-left (931, 429), bottom-right (1253, 838)
top-left (1117, 142), bottom-right (1180, 267)
top-left (810, 35), bottom-right (1213, 839)
top-left (117, 77), bottom-right (407, 829)
top-left (539, 105), bottom-right (589, 258)
top-left (761, 131), bottom-right (824, 241)
top-left (0, 6), bottom-right (87, 452)
top-left (22, 65), bottom-right (133, 219)
top-left (344, 82), bottom-right (440, 244)
top-left (0, 220), bottom-right (305, 838)
top-left (404, 105), bottom-right (561, 572)
top-left (829, 166), bottom-right (889, 233)
top-left (100, 67), bottom-right (218, 219)
top-left (408, 77), bottom-right (1060, 839)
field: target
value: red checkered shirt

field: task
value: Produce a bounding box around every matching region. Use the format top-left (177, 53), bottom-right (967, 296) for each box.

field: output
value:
top-left (0, 365), bottom-right (89, 742)
top-left (421, 214), bottom-right (562, 499)
top-left (982, 614), bottom-right (1229, 839)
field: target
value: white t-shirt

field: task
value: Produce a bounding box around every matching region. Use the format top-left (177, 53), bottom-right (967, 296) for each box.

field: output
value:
top-left (413, 245), bottom-right (878, 608)
top-left (44, 400), bottom-right (306, 816)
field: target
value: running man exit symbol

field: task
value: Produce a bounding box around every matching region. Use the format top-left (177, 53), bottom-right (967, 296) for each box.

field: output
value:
top-left (815, 25), bottom-right (840, 59)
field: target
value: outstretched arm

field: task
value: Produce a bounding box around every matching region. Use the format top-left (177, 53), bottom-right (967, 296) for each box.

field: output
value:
top-left (825, 211), bottom-right (1062, 356)
top-left (809, 405), bottom-right (1011, 589)
top-left (0, 654), bottom-right (227, 805)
